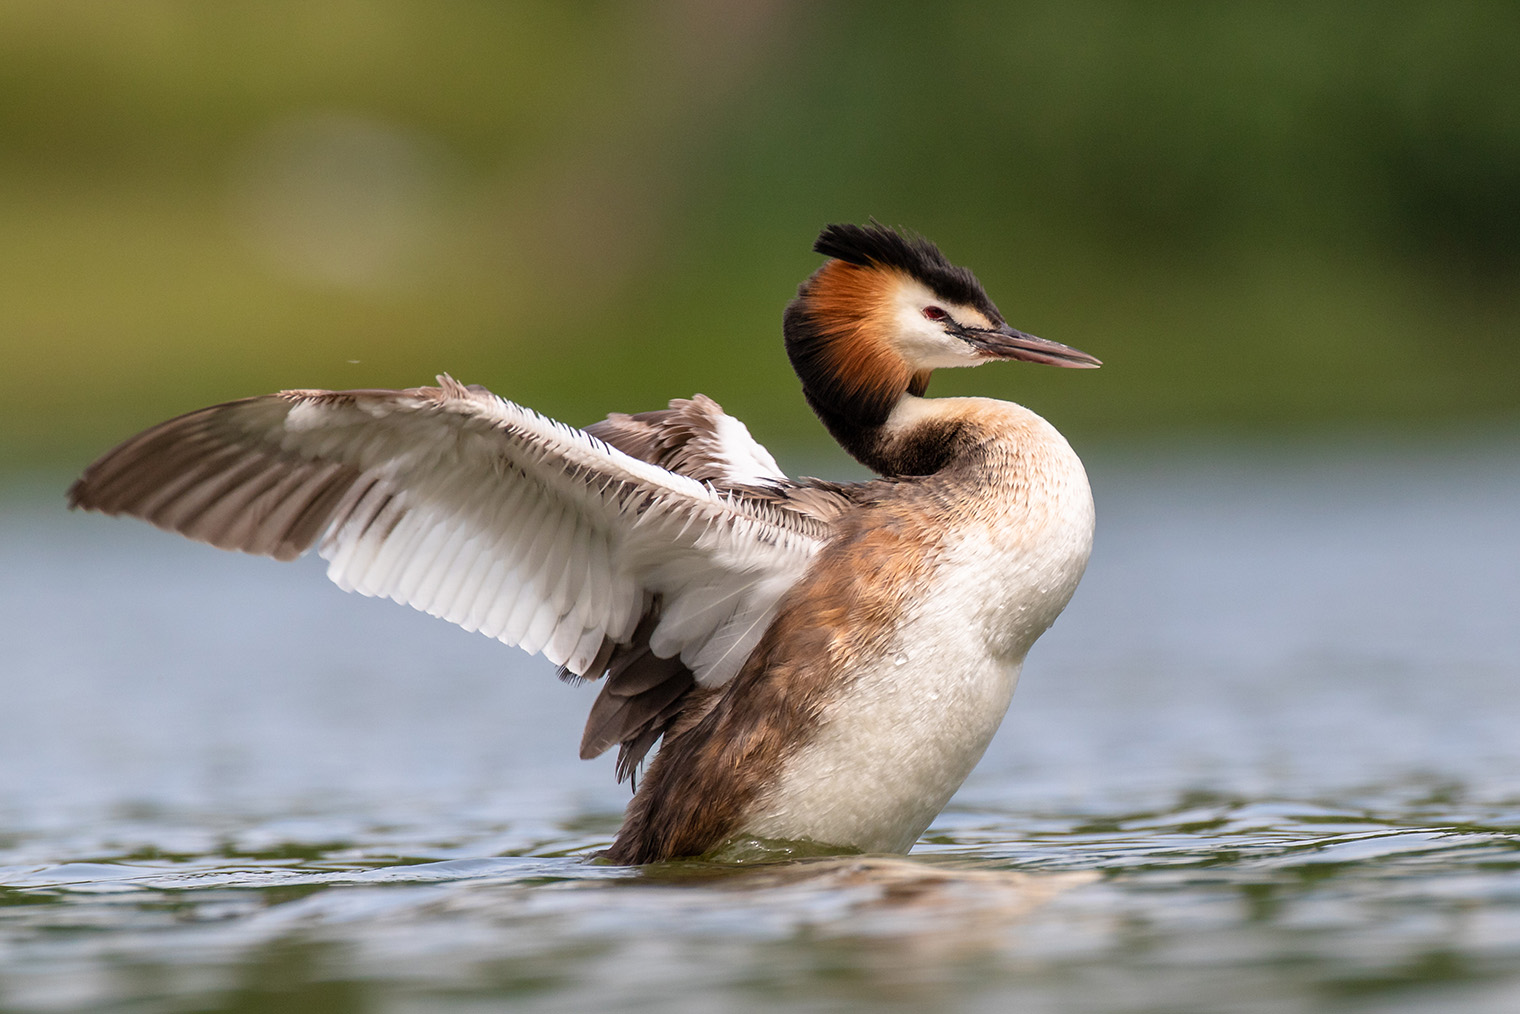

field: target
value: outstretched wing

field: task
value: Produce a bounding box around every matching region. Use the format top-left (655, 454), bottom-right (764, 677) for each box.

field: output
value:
top-left (68, 376), bottom-right (831, 686)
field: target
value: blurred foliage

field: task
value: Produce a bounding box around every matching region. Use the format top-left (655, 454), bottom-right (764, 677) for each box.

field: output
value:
top-left (2, 0), bottom-right (1517, 470)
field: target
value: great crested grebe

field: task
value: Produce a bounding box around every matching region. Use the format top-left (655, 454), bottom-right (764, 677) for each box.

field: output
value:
top-left (69, 223), bottom-right (1100, 865)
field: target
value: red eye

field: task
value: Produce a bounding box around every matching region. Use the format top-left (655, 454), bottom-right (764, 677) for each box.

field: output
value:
top-left (922, 306), bottom-right (947, 321)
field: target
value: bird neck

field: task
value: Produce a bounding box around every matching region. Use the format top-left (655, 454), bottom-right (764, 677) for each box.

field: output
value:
top-left (802, 388), bottom-right (973, 478)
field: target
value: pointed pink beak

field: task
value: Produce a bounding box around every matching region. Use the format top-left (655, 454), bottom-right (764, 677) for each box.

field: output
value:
top-left (969, 325), bottom-right (1102, 368)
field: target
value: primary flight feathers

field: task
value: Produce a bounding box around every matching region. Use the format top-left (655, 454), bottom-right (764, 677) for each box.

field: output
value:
top-left (69, 376), bottom-right (840, 691)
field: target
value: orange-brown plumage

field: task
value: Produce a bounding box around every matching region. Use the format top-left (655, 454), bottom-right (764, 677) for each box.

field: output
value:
top-left (802, 260), bottom-right (921, 406)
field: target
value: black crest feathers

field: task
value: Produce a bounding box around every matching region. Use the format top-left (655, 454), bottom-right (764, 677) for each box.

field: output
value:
top-left (813, 223), bottom-right (1001, 322)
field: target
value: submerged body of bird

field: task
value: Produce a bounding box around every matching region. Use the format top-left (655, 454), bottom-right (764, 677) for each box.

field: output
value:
top-left (69, 223), bottom-right (1100, 864)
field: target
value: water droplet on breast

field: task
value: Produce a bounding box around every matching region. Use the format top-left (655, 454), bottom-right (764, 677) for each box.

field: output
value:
top-left (893, 653), bottom-right (908, 666)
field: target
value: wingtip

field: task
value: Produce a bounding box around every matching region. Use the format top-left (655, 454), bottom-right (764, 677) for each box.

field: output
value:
top-left (64, 475), bottom-right (89, 512)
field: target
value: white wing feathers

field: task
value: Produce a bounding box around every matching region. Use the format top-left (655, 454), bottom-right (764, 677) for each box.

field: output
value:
top-left (69, 376), bottom-right (826, 686)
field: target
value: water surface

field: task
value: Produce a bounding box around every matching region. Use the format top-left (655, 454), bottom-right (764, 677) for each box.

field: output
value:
top-left (2, 435), bottom-right (1518, 1012)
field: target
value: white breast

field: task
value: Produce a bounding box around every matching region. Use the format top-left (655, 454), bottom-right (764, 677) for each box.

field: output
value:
top-left (740, 404), bottom-right (1094, 853)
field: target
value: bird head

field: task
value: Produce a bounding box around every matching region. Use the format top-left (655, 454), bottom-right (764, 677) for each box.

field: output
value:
top-left (783, 223), bottom-right (1099, 431)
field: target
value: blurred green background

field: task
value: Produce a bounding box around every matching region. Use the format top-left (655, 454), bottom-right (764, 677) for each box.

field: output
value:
top-left (3, 0), bottom-right (1517, 471)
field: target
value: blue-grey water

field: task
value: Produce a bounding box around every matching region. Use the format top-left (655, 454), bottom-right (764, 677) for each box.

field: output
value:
top-left (2, 435), bottom-right (1518, 1013)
